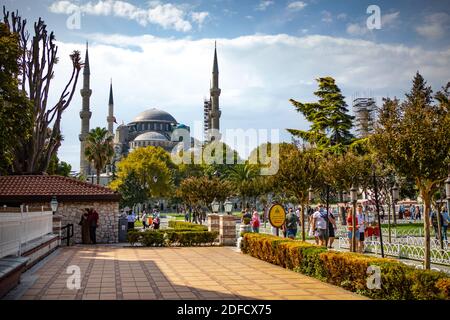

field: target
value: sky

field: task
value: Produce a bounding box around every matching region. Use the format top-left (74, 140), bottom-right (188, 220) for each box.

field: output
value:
top-left (3, 0), bottom-right (450, 171)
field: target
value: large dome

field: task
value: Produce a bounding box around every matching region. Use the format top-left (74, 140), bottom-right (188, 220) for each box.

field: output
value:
top-left (133, 108), bottom-right (177, 123)
top-left (134, 131), bottom-right (168, 141)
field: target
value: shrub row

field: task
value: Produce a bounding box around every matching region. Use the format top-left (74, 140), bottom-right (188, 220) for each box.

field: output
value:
top-left (168, 220), bottom-right (208, 231)
top-left (241, 233), bottom-right (450, 300)
top-left (127, 229), bottom-right (218, 247)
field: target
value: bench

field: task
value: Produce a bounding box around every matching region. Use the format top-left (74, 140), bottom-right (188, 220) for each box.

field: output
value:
top-left (0, 256), bottom-right (29, 298)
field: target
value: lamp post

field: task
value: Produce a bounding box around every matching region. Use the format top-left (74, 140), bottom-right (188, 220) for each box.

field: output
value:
top-left (308, 187), bottom-right (314, 233)
top-left (211, 198), bottom-right (220, 214)
top-left (350, 185), bottom-right (358, 252)
top-left (341, 190), bottom-right (348, 225)
top-left (445, 175), bottom-right (450, 218)
top-left (391, 182), bottom-right (399, 226)
top-left (224, 199), bottom-right (233, 215)
top-left (50, 196), bottom-right (58, 215)
top-left (372, 171), bottom-right (384, 257)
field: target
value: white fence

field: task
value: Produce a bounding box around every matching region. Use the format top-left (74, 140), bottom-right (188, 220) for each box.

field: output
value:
top-left (0, 206), bottom-right (53, 259)
top-left (338, 237), bottom-right (450, 266)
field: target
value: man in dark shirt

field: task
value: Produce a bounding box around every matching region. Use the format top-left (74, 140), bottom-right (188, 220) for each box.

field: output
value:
top-left (87, 209), bottom-right (99, 244)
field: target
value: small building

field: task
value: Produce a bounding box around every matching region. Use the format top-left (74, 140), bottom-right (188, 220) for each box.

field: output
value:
top-left (0, 175), bottom-right (121, 244)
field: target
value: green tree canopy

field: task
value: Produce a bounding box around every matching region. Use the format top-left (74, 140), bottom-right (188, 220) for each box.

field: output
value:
top-left (85, 127), bottom-right (114, 184)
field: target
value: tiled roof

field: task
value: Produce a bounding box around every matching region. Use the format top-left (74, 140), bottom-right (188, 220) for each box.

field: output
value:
top-left (0, 175), bottom-right (121, 202)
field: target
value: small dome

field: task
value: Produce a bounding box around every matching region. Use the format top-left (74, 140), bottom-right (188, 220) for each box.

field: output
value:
top-left (133, 108), bottom-right (177, 123)
top-left (134, 131), bottom-right (168, 142)
top-left (176, 123), bottom-right (188, 129)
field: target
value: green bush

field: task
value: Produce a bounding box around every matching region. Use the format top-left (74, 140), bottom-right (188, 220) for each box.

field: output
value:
top-left (140, 230), bottom-right (165, 246)
top-left (168, 220), bottom-right (207, 231)
top-left (127, 228), bottom-right (218, 247)
top-left (127, 230), bottom-right (141, 246)
top-left (242, 233), bottom-right (450, 300)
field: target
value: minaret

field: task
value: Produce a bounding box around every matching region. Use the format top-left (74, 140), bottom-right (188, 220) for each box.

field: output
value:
top-left (209, 41), bottom-right (221, 134)
top-left (79, 42), bottom-right (92, 177)
top-left (107, 79), bottom-right (114, 135)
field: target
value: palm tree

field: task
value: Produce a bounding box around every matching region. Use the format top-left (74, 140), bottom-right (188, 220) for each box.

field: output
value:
top-left (85, 127), bottom-right (114, 184)
top-left (227, 163), bottom-right (258, 209)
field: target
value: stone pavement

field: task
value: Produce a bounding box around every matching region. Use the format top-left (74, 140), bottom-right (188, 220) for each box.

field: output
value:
top-left (9, 246), bottom-right (366, 300)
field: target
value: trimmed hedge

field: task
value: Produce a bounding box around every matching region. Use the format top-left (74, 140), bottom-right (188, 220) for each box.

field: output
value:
top-left (127, 229), bottom-right (218, 247)
top-left (168, 220), bottom-right (208, 231)
top-left (242, 233), bottom-right (450, 300)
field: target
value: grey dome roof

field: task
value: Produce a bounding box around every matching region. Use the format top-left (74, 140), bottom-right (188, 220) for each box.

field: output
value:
top-left (134, 131), bottom-right (168, 142)
top-left (133, 108), bottom-right (177, 123)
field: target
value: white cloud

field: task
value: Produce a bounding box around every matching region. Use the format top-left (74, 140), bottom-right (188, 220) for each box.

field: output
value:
top-left (382, 11), bottom-right (400, 26)
top-left (321, 10), bottom-right (332, 23)
top-left (255, 1), bottom-right (274, 11)
top-left (191, 11), bottom-right (209, 27)
top-left (416, 13), bottom-right (450, 40)
top-left (48, 0), bottom-right (204, 32)
top-left (337, 13), bottom-right (347, 20)
top-left (51, 33), bottom-right (450, 170)
top-left (287, 1), bottom-right (307, 12)
top-left (346, 23), bottom-right (368, 36)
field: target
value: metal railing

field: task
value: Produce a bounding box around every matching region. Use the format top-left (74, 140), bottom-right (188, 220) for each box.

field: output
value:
top-left (60, 224), bottom-right (74, 247)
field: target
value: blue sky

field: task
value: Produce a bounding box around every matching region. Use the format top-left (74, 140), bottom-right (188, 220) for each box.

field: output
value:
top-left (3, 0), bottom-right (450, 170)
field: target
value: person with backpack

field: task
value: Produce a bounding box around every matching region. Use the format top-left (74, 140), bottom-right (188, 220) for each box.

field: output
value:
top-left (430, 209), bottom-right (443, 240)
top-left (251, 210), bottom-right (261, 233)
top-left (327, 208), bottom-right (337, 248)
top-left (285, 208), bottom-right (299, 239)
top-left (312, 204), bottom-right (329, 247)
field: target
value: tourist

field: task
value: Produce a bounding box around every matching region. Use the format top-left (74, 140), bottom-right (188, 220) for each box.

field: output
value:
top-left (327, 208), bottom-right (337, 249)
top-left (141, 211), bottom-right (148, 229)
top-left (346, 207), bottom-right (359, 252)
top-left (153, 214), bottom-right (161, 230)
top-left (442, 207), bottom-right (449, 243)
top-left (148, 214), bottom-right (154, 229)
top-left (415, 205), bottom-right (421, 220)
top-left (87, 208), bottom-right (99, 245)
top-left (285, 208), bottom-right (299, 239)
top-left (251, 210), bottom-right (261, 233)
top-left (308, 213), bottom-right (319, 244)
top-left (430, 210), bottom-right (444, 240)
top-left (79, 208), bottom-right (91, 244)
top-left (127, 210), bottom-right (136, 230)
top-left (241, 209), bottom-right (252, 224)
top-left (312, 204), bottom-right (329, 247)
top-left (356, 205), bottom-right (366, 253)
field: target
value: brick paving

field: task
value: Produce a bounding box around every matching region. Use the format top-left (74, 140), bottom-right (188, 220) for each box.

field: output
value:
top-left (15, 246), bottom-right (366, 300)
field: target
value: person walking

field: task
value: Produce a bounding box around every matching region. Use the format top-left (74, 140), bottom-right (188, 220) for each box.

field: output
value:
top-left (442, 207), bottom-right (449, 243)
top-left (141, 211), bottom-right (148, 229)
top-left (79, 208), bottom-right (91, 244)
top-left (312, 204), bottom-right (329, 247)
top-left (346, 207), bottom-right (359, 252)
top-left (127, 210), bottom-right (136, 230)
top-left (327, 208), bottom-right (337, 248)
top-left (285, 208), bottom-right (299, 239)
top-left (356, 205), bottom-right (366, 253)
top-left (87, 209), bottom-right (99, 244)
top-left (430, 210), bottom-right (443, 240)
top-left (251, 210), bottom-right (261, 233)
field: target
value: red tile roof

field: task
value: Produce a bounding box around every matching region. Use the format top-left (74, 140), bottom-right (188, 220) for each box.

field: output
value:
top-left (0, 175), bottom-right (121, 203)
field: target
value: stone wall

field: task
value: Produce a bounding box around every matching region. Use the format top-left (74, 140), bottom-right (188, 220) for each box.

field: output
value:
top-left (29, 201), bottom-right (119, 244)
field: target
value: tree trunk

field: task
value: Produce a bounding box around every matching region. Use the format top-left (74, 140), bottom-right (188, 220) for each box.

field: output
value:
top-left (96, 169), bottom-right (100, 185)
top-left (422, 190), bottom-right (432, 270)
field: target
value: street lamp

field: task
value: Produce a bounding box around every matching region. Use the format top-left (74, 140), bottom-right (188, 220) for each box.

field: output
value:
top-left (445, 175), bottom-right (450, 214)
top-left (350, 185), bottom-right (358, 252)
top-left (211, 198), bottom-right (220, 213)
top-left (153, 176), bottom-right (158, 183)
top-left (50, 196), bottom-right (58, 214)
top-left (224, 199), bottom-right (233, 215)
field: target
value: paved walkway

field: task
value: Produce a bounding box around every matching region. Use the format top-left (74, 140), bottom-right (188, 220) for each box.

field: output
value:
top-left (8, 246), bottom-right (365, 300)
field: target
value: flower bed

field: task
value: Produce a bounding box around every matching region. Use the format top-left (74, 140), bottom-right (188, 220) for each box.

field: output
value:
top-left (241, 233), bottom-right (450, 300)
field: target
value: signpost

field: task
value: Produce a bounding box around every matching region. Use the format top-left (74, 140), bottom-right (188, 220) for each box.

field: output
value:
top-left (268, 204), bottom-right (286, 236)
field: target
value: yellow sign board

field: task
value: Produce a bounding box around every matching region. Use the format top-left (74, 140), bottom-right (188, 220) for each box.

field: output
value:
top-left (268, 204), bottom-right (286, 228)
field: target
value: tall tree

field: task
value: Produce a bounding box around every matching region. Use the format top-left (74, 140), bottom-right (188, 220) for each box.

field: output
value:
top-left (288, 77), bottom-right (354, 153)
top-left (110, 146), bottom-right (175, 200)
top-left (226, 163), bottom-right (258, 209)
top-left (0, 21), bottom-right (32, 174)
top-left (274, 143), bottom-right (322, 240)
top-left (370, 73), bottom-right (450, 269)
top-left (84, 127), bottom-right (114, 184)
top-left (47, 153), bottom-right (72, 177)
top-left (3, 8), bottom-right (82, 174)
